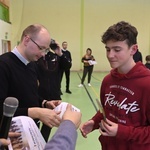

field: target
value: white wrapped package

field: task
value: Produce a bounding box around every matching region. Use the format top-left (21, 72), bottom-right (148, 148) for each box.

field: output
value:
top-left (54, 102), bottom-right (80, 118)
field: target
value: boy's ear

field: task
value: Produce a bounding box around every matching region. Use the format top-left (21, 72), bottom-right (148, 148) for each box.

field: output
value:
top-left (131, 44), bottom-right (138, 56)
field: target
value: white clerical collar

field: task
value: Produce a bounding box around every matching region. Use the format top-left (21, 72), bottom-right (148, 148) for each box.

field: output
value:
top-left (62, 49), bottom-right (67, 51)
top-left (12, 47), bottom-right (29, 65)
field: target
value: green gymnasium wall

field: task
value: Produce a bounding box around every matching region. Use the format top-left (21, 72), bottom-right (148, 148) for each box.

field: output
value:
top-left (0, 3), bottom-right (9, 22)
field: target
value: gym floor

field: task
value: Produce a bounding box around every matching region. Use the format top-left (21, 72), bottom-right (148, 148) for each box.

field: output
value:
top-left (49, 71), bottom-right (108, 150)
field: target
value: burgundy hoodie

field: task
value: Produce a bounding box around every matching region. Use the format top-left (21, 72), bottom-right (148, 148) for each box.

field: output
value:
top-left (92, 62), bottom-right (150, 150)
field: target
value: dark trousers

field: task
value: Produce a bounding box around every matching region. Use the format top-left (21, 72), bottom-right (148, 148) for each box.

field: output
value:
top-left (61, 69), bottom-right (70, 91)
top-left (81, 66), bottom-right (93, 84)
top-left (41, 123), bottom-right (52, 142)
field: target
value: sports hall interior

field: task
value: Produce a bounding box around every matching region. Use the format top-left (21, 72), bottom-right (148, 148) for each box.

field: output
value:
top-left (0, 0), bottom-right (150, 149)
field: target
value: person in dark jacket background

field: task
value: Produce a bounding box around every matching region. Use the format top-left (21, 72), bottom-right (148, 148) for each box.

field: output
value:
top-left (133, 49), bottom-right (142, 62)
top-left (37, 42), bottom-right (71, 141)
top-left (60, 41), bottom-right (72, 94)
top-left (145, 55), bottom-right (150, 69)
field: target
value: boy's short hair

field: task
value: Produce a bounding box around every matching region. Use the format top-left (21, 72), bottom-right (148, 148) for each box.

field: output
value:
top-left (101, 21), bottom-right (138, 47)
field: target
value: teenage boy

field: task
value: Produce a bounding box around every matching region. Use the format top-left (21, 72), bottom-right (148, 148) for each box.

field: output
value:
top-left (80, 21), bottom-right (150, 150)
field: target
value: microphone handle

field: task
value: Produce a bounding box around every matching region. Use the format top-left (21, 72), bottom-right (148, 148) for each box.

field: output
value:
top-left (0, 145), bottom-right (9, 150)
top-left (0, 116), bottom-right (12, 138)
top-left (0, 116), bottom-right (12, 150)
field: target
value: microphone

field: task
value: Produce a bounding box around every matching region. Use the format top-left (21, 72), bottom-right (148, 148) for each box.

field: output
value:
top-left (0, 97), bottom-right (18, 139)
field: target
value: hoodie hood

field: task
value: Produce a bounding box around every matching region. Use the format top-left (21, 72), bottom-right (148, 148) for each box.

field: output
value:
top-left (111, 62), bottom-right (150, 79)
